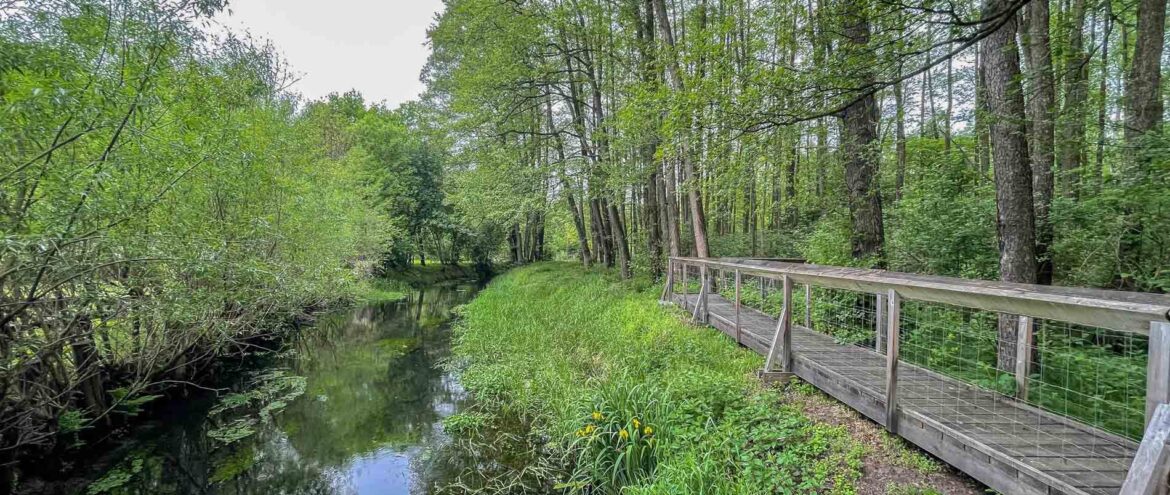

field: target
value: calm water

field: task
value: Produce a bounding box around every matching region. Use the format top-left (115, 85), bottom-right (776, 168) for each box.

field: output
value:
top-left (84, 280), bottom-right (484, 495)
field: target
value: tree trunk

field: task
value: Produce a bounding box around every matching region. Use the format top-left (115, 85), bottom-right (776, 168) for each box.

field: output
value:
top-left (976, 47), bottom-right (991, 177)
top-left (1116, 0), bottom-right (1165, 289)
top-left (638, 0), bottom-right (664, 278)
top-left (1059, 0), bottom-right (1088, 196)
top-left (1124, 0), bottom-right (1166, 147)
top-left (645, 174), bottom-right (664, 278)
top-left (653, 0), bottom-right (709, 259)
top-left (508, 224), bottom-right (521, 264)
top-left (565, 183), bottom-right (591, 267)
top-left (1093, 3), bottom-right (1111, 193)
top-left (70, 316), bottom-right (107, 416)
top-left (786, 139), bottom-right (799, 227)
top-left (608, 201), bottom-right (632, 278)
top-left (982, 0), bottom-right (1038, 371)
top-left (593, 197), bottom-right (613, 266)
top-left (661, 161), bottom-right (682, 257)
top-left (548, 98), bottom-right (592, 267)
top-left (894, 78), bottom-right (907, 200)
top-left (1026, 0), bottom-right (1056, 285)
top-left (532, 212), bottom-right (545, 261)
top-left (839, 0), bottom-right (885, 266)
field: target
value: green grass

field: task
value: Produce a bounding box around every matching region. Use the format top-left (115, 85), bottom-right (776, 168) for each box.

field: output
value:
top-left (444, 262), bottom-right (866, 494)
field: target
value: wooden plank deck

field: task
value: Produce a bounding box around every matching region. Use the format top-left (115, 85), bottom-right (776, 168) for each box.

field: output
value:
top-left (672, 292), bottom-right (1140, 495)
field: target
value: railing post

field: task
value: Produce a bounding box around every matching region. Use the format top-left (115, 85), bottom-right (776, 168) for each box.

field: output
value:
top-left (1121, 403), bottom-right (1170, 495)
top-left (734, 269), bottom-right (742, 343)
top-left (1015, 315), bottom-right (1034, 401)
top-left (692, 266), bottom-right (709, 323)
top-left (875, 293), bottom-right (886, 354)
top-left (1147, 321), bottom-right (1170, 427)
top-left (681, 263), bottom-right (689, 311)
top-left (781, 275), bottom-right (793, 371)
top-left (661, 259), bottom-right (675, 302)
top-left (884, 289), bottom-right (901, 433)
top-left (804, 284), bottom-right (812, 328)
top-left (764, 275), bottom-right (792, 373)
top-left (765, 275), bottom-right (795, 373)
top-left (702, 266), bottom-right (710, 323)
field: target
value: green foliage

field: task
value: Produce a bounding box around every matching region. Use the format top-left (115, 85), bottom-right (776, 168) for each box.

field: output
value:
top-left (1, 0), bottom-right (399, 458)
top-left (356, 278), bottom-right (409, 303)
top-left (86, 454), bottom-right (146, 494)
top-left (57, 409), bottom-right (89, 435)
top-left (207, 418), bottom-right (259, 446)
top-left (886, 139), bottom-right (998, 279)
top-left (447, 263), bottom-right (873, 493)
top-left (109, 388), bottom-right (162, 417)
top-left (207, 369), bottom-right (306, 446)
top-left (564, 383), bottom-right (661, 492)
top-left (209, 445), bottom-right (257, 483)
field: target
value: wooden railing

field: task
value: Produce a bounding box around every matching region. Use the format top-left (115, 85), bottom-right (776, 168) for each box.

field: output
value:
top-left (662, 257), bottom-right (1170, 493)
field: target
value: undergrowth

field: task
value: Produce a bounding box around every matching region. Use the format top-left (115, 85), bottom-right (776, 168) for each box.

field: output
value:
top-left (443, 262), bottom-right (865, 494)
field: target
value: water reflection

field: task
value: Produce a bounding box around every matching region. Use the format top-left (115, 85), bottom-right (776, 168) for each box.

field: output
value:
top-left (97, 280), bottom-right (482, 495)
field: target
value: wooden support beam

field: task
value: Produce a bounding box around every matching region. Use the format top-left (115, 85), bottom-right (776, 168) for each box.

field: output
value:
top-left (692, 269), bottom-right (708, 322)
top-left (885, 289), bottom-right (901, 433)
top-left (660, 259), bottom-right (675, 302)
top-left (1015, 315), bottom-right (1034, 401)
top-left (1149, 321), bottom-right (1170, 426)
top-left (804, 284), bottom-right (812, 328)
top-left (758, 371), bottom-right (795, 385)
top-left (764, 275), bottom-right (793, 373)
top-left (876, 293), bottom-right (886, 354)
top-left (1121, 403), bottom-right (1170, 495)
top-left (702, 267), bottom-right (710, 323)
top-left (781, 275), bottom-right (793, 372)
top-left (735, 269), bottom-right (742, 343)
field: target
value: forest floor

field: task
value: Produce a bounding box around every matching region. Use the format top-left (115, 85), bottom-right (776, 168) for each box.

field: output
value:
top-left (783, 383), bottom-right (985, 494)
top-left (445, 262), bottom-right (985, 494)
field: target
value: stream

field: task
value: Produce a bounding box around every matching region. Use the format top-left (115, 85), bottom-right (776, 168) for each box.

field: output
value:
top-left (76, 278), bottom-right (486, 495)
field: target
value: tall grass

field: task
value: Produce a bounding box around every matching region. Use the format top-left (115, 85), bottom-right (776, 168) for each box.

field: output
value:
top-left (444, 263), bottom-right (864, 494)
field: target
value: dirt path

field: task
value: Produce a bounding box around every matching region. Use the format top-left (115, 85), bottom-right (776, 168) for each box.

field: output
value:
top-left (780, 380), bottom-right (988, 495)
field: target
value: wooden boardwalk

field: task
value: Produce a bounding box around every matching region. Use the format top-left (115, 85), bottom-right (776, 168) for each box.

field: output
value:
top-left (672, 291), bottom-right (1140, 495)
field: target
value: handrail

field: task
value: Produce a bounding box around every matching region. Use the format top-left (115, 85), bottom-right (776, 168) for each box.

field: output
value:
top-left (669, 256), bottom-right (1170, 492)
top-left (672, 257), bottom-right (1170, 335)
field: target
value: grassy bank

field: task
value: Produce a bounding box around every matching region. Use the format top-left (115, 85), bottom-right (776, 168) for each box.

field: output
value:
top-left (445, 263), bottom-right (965, 494)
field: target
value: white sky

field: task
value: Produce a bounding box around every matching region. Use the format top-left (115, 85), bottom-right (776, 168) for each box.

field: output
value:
top-left (213, 0), bottom-right (445, 108)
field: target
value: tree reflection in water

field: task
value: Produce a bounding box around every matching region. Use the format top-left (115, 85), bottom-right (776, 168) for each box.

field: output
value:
top-left (87, 279), bottom-right (489, 495)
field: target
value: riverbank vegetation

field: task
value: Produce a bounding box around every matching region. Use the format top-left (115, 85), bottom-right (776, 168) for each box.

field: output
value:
top-left (442, 263), bottom-right (970, 493)
top-left (0, 0), bottom-right (480, 482)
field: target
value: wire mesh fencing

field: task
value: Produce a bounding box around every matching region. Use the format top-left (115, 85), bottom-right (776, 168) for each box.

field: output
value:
top-left (670, 260), bottom-right (1148, 442)
top-left (665, 259), bottom-right (1155, 494)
